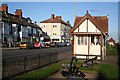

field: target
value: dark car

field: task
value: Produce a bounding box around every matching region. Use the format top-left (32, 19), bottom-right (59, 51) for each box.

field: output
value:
top-left (55, 42), bottom-right (65, 47)
top-left (19, 41), bottom-right (34, 49)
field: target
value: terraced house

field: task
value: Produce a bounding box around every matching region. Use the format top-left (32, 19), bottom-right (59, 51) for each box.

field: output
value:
top-left (40, 14), bottom-right (72, 43)
top-left (0, 4), bottom-right (49, 47)
top-left (69, 11), bottom-right (108, 60)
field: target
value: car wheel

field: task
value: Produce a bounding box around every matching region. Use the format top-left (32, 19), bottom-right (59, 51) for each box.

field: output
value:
top-left (26, 47), bottom-right (29, 49)
top-left (39, 46), bottom-right (41, 49)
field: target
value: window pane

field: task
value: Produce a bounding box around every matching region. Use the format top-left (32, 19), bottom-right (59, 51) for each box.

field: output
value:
top-left (96, 36), bottom-right (100, 45)
top-left (85, 36), bottom-right (87, 45)
top-left (81, 36), bottom-right (84, 45)
top-left (91, 35), bottom-right (95, 45)
top-left (78, 35), bottom-right (80, 45)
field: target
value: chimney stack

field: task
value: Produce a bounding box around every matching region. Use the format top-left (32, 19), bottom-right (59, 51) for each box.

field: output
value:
top-left (15, 9), bottom-right (22, 18)
top-left (56, 16), bottom-right (62, 20)
top-left (0, 4), bottom-right (8, 13)
top-left (67, 21), bottom-right (69, 24)
top-left (51, 14), bottom-right (55, 19)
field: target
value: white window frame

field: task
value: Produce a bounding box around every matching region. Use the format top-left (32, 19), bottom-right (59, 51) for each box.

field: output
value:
top-left (78, 35), bottom-right (87, 45)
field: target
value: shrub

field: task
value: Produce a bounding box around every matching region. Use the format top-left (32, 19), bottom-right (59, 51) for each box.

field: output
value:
top-left (106, 44), bottom-right (118, 55)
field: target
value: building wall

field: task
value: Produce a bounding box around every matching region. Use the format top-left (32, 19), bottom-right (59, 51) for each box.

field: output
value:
top-left (108, 42), bottom-right (114, 46)
top-left (74, 19), bottom-right (101, 33)
top-left (79, 19), bottom-right (87, 32)
top-left (40, 23), bottom-right (62, 42)
top-left (74, 35), bottom-right (88, 55)
top-left (73, 19), bottom-right (104, 60)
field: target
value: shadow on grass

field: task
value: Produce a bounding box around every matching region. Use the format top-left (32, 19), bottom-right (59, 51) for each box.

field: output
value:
top-left (96, 71), bottom-right (106, 80)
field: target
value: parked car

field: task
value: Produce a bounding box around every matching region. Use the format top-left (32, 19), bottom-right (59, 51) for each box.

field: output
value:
top-left (41, 42), bottom-right (46, 48)
top-left (55, 42), bottom-right (65, 47)
top-left (34, 41), bottom-right (45, 48)
top-left (19, 41), bottom-right (34, 49)
top-left (44, 42), bottom-right (50, 47)
top-left (50, 42), bottom-right (56, 47)
top-left (34, 42), bottom-right (41, 49)
top-left (66, 42), bottom-right (71, 46)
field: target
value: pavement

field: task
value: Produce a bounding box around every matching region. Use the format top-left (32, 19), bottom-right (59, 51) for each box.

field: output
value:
top-left (1, 47), bottom-right (19, 51)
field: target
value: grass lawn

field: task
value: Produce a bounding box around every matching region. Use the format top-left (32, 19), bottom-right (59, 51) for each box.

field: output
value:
top-left (60, 60), bottom-right (118, 79)
top-left (99, 63), bottom-right (118, 80)
top-left (15, 63), bottom-right (60, 80)
top-left (14, 59), bottom-right (118, 80)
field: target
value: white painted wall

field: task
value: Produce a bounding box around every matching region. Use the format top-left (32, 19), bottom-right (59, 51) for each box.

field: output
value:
top-left (79, 19), bottom-right (87, 32)
top-left (74, 35), bottom-right (88, 56)
top-left (74, 19), bottom-right (101, 33)
top-left (108, 42), bottom-right (114, 46)
top-left (40, 23), bottom-right (62, 42)
top-left (74, 28), bottom-right (78, 32)
top-left (72, 18), bottom-right (106, 60)
top-left (88, 19), bottom-right (100, 33)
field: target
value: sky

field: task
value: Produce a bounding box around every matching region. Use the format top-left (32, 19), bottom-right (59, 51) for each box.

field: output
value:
top-left (2, 2), bottom-right (118, 41)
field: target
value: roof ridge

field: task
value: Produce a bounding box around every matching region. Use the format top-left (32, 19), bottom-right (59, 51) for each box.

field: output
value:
top-left (69, 12), bottom-right (108, 35)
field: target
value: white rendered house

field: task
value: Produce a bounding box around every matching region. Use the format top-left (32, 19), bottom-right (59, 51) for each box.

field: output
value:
top-left (69, 11), bottom-right (108, 60)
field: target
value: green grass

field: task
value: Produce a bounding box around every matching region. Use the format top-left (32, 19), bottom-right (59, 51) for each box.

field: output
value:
top-left (99, 63), bottom-right (118, 80)
top-left (80, 66), bottom-right (99, 72)
top-left (15, 63), bottom-right (60, 80)
top-left (60, 60), bottom-right (118, 79)
top-left (14, 60), bottom-right (118, 80)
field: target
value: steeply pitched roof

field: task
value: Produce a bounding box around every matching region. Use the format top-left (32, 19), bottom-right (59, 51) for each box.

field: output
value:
top-left (69, 12), bottom-right (108, 35)
top-left (108, 38), bottom-right (115, 43)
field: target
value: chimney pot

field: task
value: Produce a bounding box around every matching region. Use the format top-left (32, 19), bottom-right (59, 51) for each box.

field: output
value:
top-left (15, 9), bottom-right (22, 18)
top-left (56, 16), bottom-right (62, 20)
top-left (67, 21), bottom-right (69, 24)
top-left (0, 4), bottom-right (8, 13)
top-left (51, 14), bottom-right (55, 19)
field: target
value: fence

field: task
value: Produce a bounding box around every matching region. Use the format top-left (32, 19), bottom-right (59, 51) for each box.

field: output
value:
top-left (2, 52), bottom-right (58, 79)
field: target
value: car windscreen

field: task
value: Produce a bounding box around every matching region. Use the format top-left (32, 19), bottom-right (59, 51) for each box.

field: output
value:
top-left (20, 42), bottom-right (27, 44)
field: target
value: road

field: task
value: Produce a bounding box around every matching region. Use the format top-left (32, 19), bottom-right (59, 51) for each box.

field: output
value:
top-left (2, 46), bottom-right (72, 78)
top-left (2, 47), bottom-right (72, 59)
